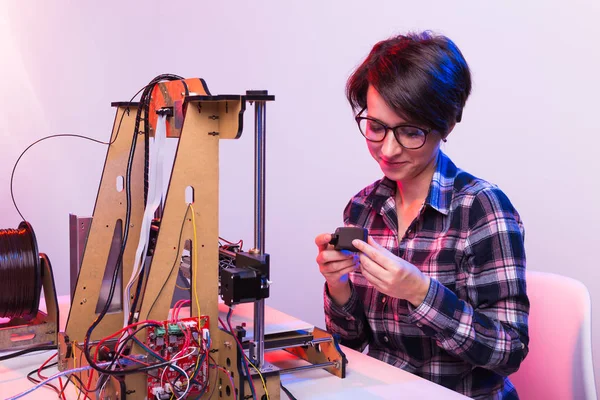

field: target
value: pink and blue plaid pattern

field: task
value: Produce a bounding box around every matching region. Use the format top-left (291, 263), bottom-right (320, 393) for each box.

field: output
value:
top-left (324, 151), bottom-right (529, 400)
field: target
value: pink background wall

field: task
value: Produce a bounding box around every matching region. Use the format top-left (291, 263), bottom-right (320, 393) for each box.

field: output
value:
top-left (1, 0), bottom-right (599, 392)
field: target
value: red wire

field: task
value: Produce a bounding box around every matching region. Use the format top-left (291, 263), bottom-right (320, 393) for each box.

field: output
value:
top-left (173, 301), bottom-right (182, 321)
top-left (219, 236), bottom-right (243, 250)
top-left (37, 351), bottom-right (57, 381)
top-left (58, 377), bottom-right (66, 400)
top-left (86, 319), bottom-right (163, 392)
top-left (225, 311), bottom-right (257, 396)
top-left (173, 299), bottom-right (190, 322)
top-left (33, 351), bottom-right (66, 399)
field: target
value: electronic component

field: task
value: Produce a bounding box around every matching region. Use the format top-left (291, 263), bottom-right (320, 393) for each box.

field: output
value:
top-left (49, 78), bottom-right (348, 400)
top-left (220, 251), bottom-right (270, 306)
top-left (329, 227), bottom-right (368, 252)
top-left (145, 316), bottom-right (210, 399)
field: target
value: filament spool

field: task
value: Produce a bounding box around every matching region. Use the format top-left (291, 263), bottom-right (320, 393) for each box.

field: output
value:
top-left (0, 221), bottom-right (42, 321)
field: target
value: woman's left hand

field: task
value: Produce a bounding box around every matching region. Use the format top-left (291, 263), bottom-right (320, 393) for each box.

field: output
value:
top-left (352, 236), bottom-right (431, 307)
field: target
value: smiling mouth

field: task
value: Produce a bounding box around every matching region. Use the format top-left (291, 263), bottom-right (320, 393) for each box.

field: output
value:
top-left (381, 160), bottom-right (406, 165)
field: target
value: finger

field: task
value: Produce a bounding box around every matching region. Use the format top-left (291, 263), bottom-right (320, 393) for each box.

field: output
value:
top-left (320, 255), bottom-right (358, 274)
top-left (316, 249), bottom-right (354, 266)
top-left (367, 236), bottom-right (393, 257)
top-left (352, 238), bottom-right (392, 272)
top-left (315, 233), bottom-right (333, 252)
top-left (360, 261), bottom-right (386, 290)
top-left (358, 254), bottom-right (388, 283)
top-left (351, 237), bottom-right (368, 253)
top-left (324, 265), bottom-right (358, 281)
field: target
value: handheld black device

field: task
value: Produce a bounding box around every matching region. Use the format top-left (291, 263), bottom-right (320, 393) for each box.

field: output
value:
top-left (329, 227), bottom-right (368, 252)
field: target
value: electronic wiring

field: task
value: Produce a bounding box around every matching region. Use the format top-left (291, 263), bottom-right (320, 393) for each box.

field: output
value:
top-left (280, 382), bottom-right (298, 400)
top-left (145, 203), bottom-right (191, 319)
top-left (8, 78), bottom-right (157, 222)
top-left (83, 75), bottom-right (186, 377)
top-left (189, 203), bottom-right (201, 318)
top-left (4, 75), bottom-right (179, 380)
top-left (0, 345), bottom-right (56, 361)
top-left (223, 309), bottom-right (258, 400)
top-left (7, 75), bottom-right (248, 399)
top-left (25, 356), bottom-right (63, 398)
top-left (222, 307), bottom-right (271, 400)
top-left (7, 358), bottom-right (145, 400)
top-left (247, 358), bottom-right (270, 400)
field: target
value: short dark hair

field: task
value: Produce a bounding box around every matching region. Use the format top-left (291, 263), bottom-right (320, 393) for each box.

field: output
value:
top-left (346, 31), bottom-right (472, 134)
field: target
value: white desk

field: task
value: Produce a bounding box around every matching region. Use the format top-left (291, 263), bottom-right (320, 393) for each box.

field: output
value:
top-left (0, 297), bottom-right (469, 399)
top-left (222, 302), bottom-right (469, 400)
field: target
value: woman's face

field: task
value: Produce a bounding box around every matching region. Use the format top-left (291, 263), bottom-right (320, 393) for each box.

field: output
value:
top-left (365, 85), bottom-right (445, 184)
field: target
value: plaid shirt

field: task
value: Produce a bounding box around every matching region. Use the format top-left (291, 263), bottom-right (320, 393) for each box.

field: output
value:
top-left (324, 151), bottom-right (529, 399)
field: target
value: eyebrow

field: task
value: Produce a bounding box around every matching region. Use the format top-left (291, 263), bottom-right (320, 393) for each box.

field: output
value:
top-left (365, 114), bottom-right (422, 129)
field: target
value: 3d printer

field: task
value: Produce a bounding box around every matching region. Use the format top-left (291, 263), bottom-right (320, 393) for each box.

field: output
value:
top-left (51, 75), bottom-right (347, 399)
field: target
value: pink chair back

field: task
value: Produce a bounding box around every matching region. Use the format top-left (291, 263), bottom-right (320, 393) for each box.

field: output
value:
top-left (510, 270), bottom-right (597, 400)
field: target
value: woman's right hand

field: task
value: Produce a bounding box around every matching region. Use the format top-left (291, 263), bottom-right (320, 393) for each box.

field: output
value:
top-left (315, 233), bottom-right (359, 306)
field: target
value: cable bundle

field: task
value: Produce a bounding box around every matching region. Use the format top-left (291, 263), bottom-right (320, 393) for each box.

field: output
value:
top-left (0, 221), bottom-right (42, 321)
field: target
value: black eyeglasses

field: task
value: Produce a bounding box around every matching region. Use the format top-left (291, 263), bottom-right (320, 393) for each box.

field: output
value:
top-left (355, 108), bottom-right (433, 150)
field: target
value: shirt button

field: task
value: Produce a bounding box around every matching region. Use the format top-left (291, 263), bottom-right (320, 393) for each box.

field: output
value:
top-left (345, 316), bottom-right (353, 321)
top-left (416, 322), bottom-right (423, 328)
top-left (381, 297), bottom-right (387, 303)
top-left (383, 336), bottom-right (389, 343)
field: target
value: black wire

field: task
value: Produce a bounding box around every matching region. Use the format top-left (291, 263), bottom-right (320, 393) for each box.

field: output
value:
top-left (0, 344), bottom-right (55, 361)
top-left (143, 74), bottom-right (185, 206)
top-left (83, 74), bottom-right (185, 376)
top-left (280, 382), bottom-right (298, 400)
top-left (130, 335), bottom-right (204, 386)
top-left (82, 92), bottom-right (140, 375)
top-left (26, 360), bottom-right (61, 396)
top-left (82, 321), bottom-right (182, 378)
top-left (10, 117), bottom-right (124, 222)
top-left (117, 316), bottom-right (209, 390)
top-left (62, 372), bottom-right (109, 396)
top-left (117, 376), bottom-right (127, 400)
top-left (5, 73), bottom-right (190, 378)
top-left (81, 203), bottom-right (191, 377)
top-left (145, 203), bottom-right (191, 318)
top-left (177, 268), bottom-right (192, 290)
top-left (128, 74), bottom-right (185, 326)
top-left (91, 322), bottom-right (161, 381)
top-left (203, 355), bottom-right (220, 400)
top-left (137, 74), bottom-right (179, 204)
top-left (8, 77), bottom-right (163, 222)
top-left (126, 255), bottom-right (148, 326)
top-left (226, 308), bottom-right (256, 400)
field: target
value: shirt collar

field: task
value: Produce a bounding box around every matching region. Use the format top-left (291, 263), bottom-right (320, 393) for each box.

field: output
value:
top-left (366, 151), bottom-right (457, 216)
top-left (424, 150), bottom-right (456, 216)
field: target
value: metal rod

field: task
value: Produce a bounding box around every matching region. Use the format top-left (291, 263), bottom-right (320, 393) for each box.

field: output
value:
top-left (253, 100), bottom-right (267, 368)
top-left (278, 361), bottom-right (337, 375)
top-left (253, 104), bottom-right (267, 254)
top-left (265, 337), bottom-right (333, 353)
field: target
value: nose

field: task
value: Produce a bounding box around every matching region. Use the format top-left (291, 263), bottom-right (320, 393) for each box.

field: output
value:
top-left (380, 129), bottom-right (402, 159)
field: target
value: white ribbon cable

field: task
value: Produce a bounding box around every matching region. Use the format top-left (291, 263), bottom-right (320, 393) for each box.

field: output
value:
top-left (123, 114), bottom-right (168, 327)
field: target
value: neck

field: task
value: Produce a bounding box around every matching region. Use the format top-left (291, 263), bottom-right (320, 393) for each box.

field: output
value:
top-left (395, 155), bottom-right (438, 211)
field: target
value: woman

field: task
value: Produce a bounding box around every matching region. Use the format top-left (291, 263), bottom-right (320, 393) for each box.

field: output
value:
top-left (316, 31), bottom-right (529, 399)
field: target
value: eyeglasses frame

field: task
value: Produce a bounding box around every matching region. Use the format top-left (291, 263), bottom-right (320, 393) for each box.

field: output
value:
top-left (354, 107), bottom-right (436, 150)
